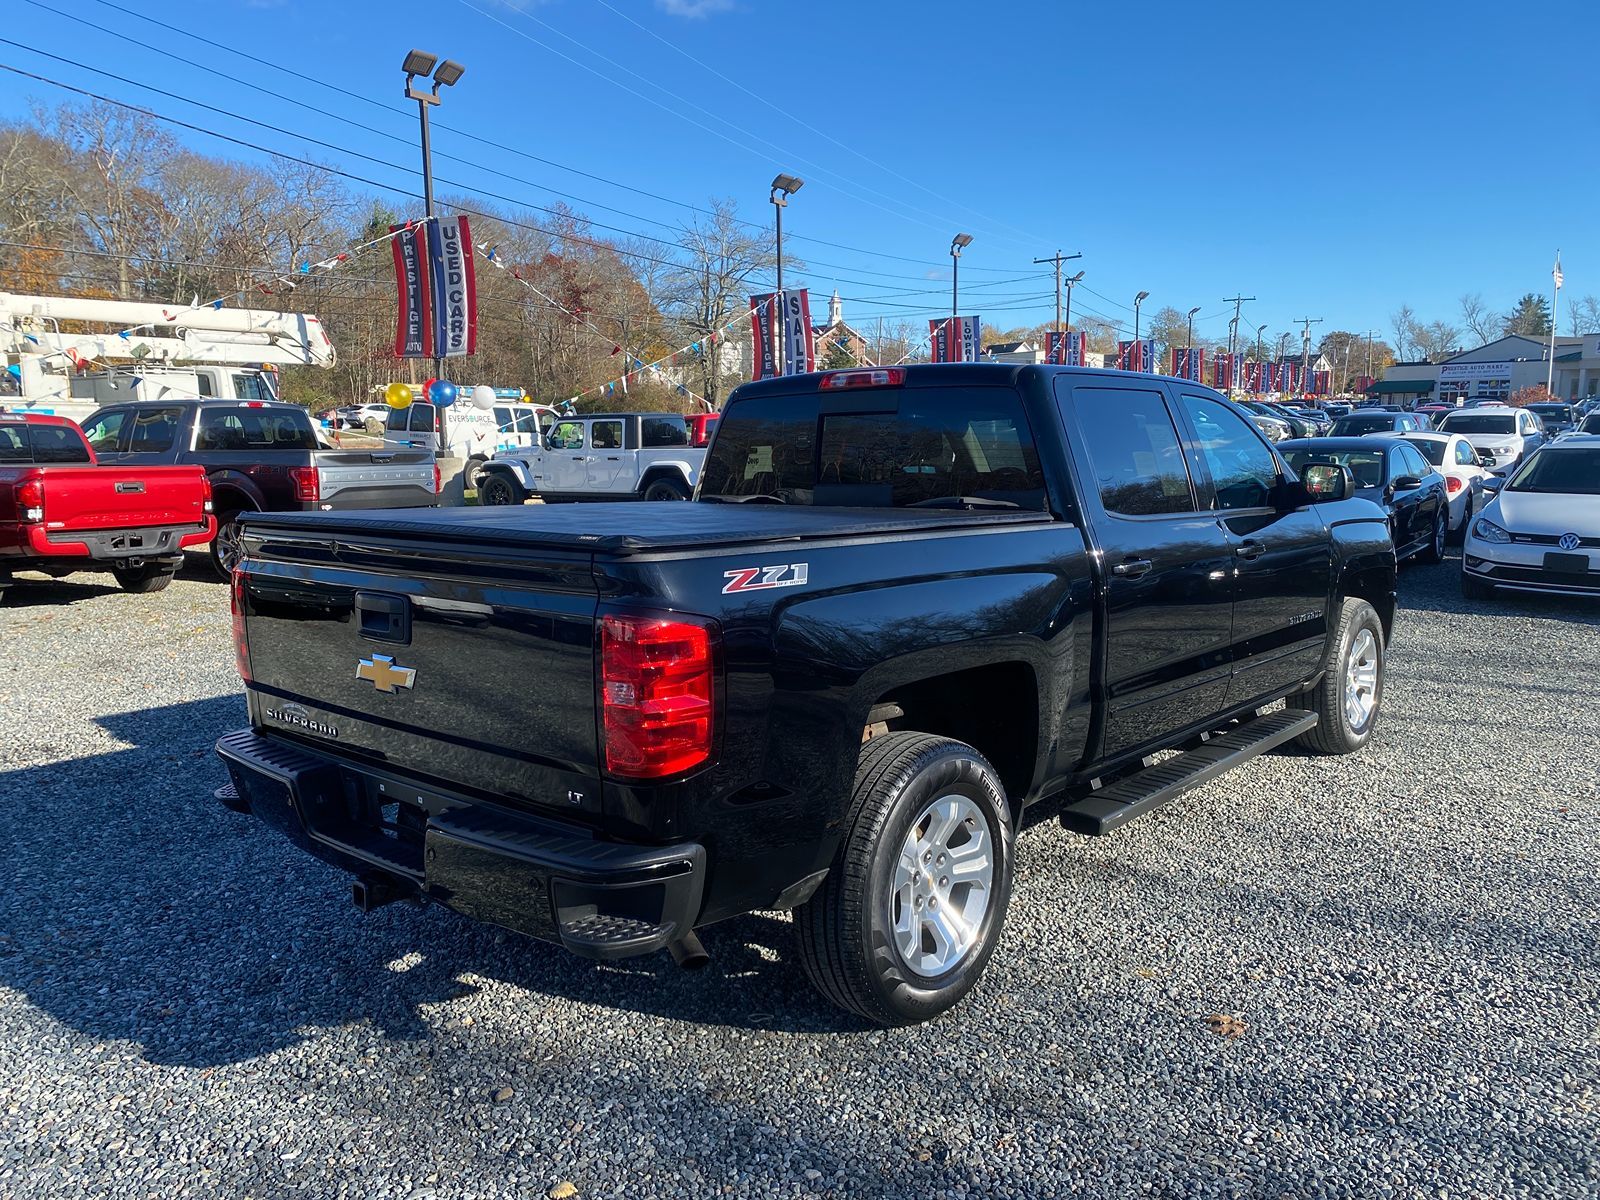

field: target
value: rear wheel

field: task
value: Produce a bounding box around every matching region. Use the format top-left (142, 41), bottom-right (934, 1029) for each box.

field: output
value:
top-left (478, 473), bottom-right (524, 506)
top-left (113, 566), bottom-right (175, 594)
top-left (642, 476), bottom-right (689, 501)
top-left (1418, 506), bottom-right (1447, 564)
top-left (209, 511), bottom-right (247, 579)
top-left (794, 732), bottom-right (1014, 1026)
top-left (466, 456), bottom-right (488, 491)
top-left (1293, 598), bottom-right (1385, 756)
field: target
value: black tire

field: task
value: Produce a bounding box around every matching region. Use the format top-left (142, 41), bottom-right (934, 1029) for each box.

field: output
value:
top-left (113, 567), bottom-right (175, 593)
top-left (466, 456), bottom-right (488, 491)
top-left (209, 511), bottom-right (247, 579)
top-left (1417, 506), bottom-right (1447, 564)
top-left (642, 476), bottom-right (689, 501)
top-left (478, 472), bottom-right (524, 506)
top-left (1292, 598), bottom-right (1385, 756)
top-left (1461, 571), bottom-right (1496, 601)
top-left (793, 732), bottom-right (1015, 1027)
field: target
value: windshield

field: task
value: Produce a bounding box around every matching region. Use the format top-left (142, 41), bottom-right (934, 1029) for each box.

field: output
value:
top-left (698, 385), bottom-right (1047, 509)
top-left (1506, 448), bottom-right (1600, 495)
top-left (1329, 415), bottom-right (1399, 435)
top-left (1439, 413), bottom-right (1516, 434)
top-left (1283, 448), bottom-right (1387, 489)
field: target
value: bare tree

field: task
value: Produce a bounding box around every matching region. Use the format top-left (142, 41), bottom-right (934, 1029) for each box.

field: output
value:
top-left (1566, 296), bottom-right (1600, 336)
top-left (1459, 293), bottom-right (1498, 346)
top-left (1412, 320), bottom-right (1461, 363)
top-left (1389, 305), bottom-right (1417, 360)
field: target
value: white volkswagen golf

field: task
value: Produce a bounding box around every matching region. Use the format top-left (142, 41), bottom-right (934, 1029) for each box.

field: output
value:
top-left (1462, 436), bottom-right (1600, 600)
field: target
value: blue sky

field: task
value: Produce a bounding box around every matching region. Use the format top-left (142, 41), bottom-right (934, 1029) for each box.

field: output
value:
top-left (3, 0), bottom-right (1596, 346)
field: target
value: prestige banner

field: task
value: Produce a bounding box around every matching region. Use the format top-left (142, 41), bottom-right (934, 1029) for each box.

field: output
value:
top-left (750, 294), bottom-right (778, 379)
top-left (930, 316), bottom-right (981, 363)
top-left (389, 222), bottom-right (432, 359)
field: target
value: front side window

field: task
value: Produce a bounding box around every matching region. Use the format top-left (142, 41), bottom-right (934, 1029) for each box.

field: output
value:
top-left (1397, 444), bottom-right (1431, 479)
top-left (79, 409), bottom-right (129, 454)
top-left (1409, 439), bottom-right (1447, 466)
top-left (590, 420), bottom-right (624, 450)
top-left (232, 374), bottom-right (267, 401)
top-left (549, 420), bottom-right (585, 450)
top-left (1073, 387), bottom-right (1193, 516)
top-left (1181, 395), bottom-right (1280, 510)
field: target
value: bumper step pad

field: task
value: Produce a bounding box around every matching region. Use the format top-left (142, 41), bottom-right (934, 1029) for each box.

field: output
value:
top-left (1060, 709), bottom-right (1317, 836)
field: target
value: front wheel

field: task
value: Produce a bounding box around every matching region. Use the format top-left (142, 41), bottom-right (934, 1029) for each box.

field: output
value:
top-left (1292, 598), bottom-right (1385, 756)
top-left (478, 473), bottom-right (524, 506)
top-left (642, 476), bottom-right (689, 501)
top-left (794, 732), bottom-right (1014, 1026)
top-left (113, 566), bottom-right (175, 594)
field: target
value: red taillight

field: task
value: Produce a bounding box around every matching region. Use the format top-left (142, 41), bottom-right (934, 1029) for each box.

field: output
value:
top-left (15, 476), bottom-right (44, 524)
top-left (289, 465), bottom-right (320, 503)
top-left (600, 613), bottom-right (717, 779)
top-left (1445, 475), bottom-right (1464, 494)
top-left (231, 570), bottom-right (252, 683)
top-left (200, 473), bottom-right (214, 514)
top-left (818, 367), bottom-right (906, 390)
top-left (433, 464), bottom-right (442, 495)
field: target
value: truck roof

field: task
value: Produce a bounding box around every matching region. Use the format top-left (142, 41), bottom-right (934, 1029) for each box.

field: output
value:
top-left (0, 412), bottom-right (75, 427)
top-left (727, 361), bottom-right (1212, 400)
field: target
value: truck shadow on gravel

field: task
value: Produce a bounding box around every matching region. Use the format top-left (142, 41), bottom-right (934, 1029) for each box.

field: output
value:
top-left (0, 697), bottom-right (860, 1070)
top-left (0, 573), bottom-right (121, 606)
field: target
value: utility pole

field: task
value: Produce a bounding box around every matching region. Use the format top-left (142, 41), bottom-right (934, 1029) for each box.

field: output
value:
top-left (1295, 316), bottom-right (1323, 397)
top-left (1033, 250), bottom-right (1083, 360)
top-left (1222, 295), bottom-right (1254, 394)
top-left (1365, 329), bottom-right (1377, 381)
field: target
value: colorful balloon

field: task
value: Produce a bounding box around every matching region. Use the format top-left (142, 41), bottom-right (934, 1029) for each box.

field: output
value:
top-left (383, 381), bottom-right (412, 409)
top-left (471, 384), bottom-right (496, 410)
top-left (432, 380), bottom-right (458, 407)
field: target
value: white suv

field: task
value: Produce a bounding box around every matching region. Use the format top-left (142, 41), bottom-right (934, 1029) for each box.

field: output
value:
top-left (1436, 408), bottom-right (1545, 470)
top-left (478, 412), bottom-right (705, 504)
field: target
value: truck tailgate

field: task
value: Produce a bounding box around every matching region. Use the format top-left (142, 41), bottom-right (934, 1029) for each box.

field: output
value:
top-left (238, 517), bottom-right (602, 819)
top-left (39, 465), bottom-right (208, 532)
top-left (315, 448), bottom-right (437, 510)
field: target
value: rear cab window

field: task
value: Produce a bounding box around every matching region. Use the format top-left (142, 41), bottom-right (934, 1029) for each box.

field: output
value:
top-left (699, 385), bottom-right (1047, 509)
top-left (0, 424), bottom-right (30, 463)
top-left (196, 406), bottom-right (316, 451)
top-left (28, 423), bottom-right (92, 463)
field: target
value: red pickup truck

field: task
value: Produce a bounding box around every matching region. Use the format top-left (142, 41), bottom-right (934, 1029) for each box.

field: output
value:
top-left (0, 413), bottom-right (215, 600)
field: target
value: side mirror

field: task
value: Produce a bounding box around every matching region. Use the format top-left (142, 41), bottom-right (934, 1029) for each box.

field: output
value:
top-left (1476, 451), bottom-right (1495, 467)
top-left (1481, 476), bottom-right (1505, 493)
top-left (1300, 462), bottom-right (1350, 502)
top-left (1391, 474), bottom-right (1423, 492)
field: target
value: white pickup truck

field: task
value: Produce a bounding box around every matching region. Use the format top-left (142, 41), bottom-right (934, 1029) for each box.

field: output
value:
top-left (476, 412), bottom-right (705, 504)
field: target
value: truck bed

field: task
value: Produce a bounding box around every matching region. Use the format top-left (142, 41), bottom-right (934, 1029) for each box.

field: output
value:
top-left (240, 501), bottom-right (1051, 555)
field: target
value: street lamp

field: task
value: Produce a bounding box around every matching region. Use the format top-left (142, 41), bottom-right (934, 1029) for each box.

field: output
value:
top-left (1133, 290), bottom-right (1150, 358)
top-left (768, 173), bottom-right (802, 369)
top-left (1185, 305), bottom-right (1201, 353)
top-left (403, 49), bottom-right (464, 421)
top-left (1064, 270), bottom-right (1085, 336)
top-left (950, 233), bottom-right (973, 318)
top-left (1256, 323), bottom-right (1267, 362)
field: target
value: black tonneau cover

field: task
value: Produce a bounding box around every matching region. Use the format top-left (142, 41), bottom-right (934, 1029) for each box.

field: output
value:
top-left (241, 501), bottom-right (1050, 555)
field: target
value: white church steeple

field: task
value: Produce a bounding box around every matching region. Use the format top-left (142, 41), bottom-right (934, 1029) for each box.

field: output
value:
top-left (828, 288), bottom-right (841, 327)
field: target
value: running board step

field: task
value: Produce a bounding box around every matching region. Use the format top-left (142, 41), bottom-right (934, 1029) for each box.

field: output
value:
top-left (1060, 709), bottom-right (1317, 836)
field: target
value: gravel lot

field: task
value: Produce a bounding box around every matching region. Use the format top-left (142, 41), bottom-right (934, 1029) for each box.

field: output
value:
top-left (1, 551), bottom-right (1596, 1200)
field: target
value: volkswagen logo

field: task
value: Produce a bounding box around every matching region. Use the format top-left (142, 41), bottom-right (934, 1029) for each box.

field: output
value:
top-left (1558, 532), bottom-right (1582, 551)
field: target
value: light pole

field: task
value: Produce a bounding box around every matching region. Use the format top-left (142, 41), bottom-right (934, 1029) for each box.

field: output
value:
top-left (1133, 290), bottom-right (1150, 369)
top-left (1064, 271), bottom-right (1084, 336)
top-left (950, 233), bottom-right (973, 318)
top-left (1256, 323), bottom-right (1267, 362)
top-left (1186, 306), bottom-right (1201, 352)
top-left (769, 173), bottom-right (802, 370)
top-left (403, 49), bottom-right (464, 434)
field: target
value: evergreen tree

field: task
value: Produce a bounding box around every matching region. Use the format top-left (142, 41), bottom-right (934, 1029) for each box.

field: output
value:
top-left (1503, 293), bottom-right (1552, 337)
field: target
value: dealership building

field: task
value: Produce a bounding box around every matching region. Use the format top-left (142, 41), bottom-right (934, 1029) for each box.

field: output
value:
top-left (1376, 334), bottom-right (1600, 404)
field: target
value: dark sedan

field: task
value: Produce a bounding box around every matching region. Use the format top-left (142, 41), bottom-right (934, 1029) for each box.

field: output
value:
top-left (1328, 411), bottom-right (1429, 437)
top-left (1280, 437), bottom-right (1449, 563)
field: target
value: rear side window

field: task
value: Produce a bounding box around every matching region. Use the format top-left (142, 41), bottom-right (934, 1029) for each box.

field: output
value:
top-left (493, 405), bottom-right (516, 433)
top-left (1411, 439), bottom-right (1447, 466)
top-left (591, 420), bottom-right (624, 450)
top-left (196, 407), bottom-right (315, 450)
top-left (641, 415), bottom-right (689, 447)
top-left (1454, 440), bottom-right (1477, 466)
top-left (0, 425), bottom-right (28, 463)
top-left (128, 407), bottom-right (185, 453)
top-left (28, 424), bottom-right (91, 463)
top-left (700, 386), bottom-right (1046, 509)
top-left (232, 374), bottom-right (267, 401)
top-left (1072, 386), bottom-right (1193, 516)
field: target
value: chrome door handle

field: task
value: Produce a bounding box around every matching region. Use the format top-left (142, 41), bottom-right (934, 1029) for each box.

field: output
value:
top-left (1235, 541), bottom-right (1266, 560)
top-left (1112, 557), bottom-right (1153, 578)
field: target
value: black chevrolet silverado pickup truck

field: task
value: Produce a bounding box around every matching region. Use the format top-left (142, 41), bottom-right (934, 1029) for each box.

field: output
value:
top-left (215, 364), bottom-right (1396, 1025)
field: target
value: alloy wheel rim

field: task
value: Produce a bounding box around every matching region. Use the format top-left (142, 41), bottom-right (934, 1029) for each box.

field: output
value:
top-left (216, 521), bottom-right (242, 572)
top-left (889, 794), bottom-right (993, 979)
top-left (1344, 627), bottom-right (1379, 731)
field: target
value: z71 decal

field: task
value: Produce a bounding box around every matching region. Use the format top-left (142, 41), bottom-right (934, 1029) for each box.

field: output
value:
top-left (722, 563), bottom-right (810, 594)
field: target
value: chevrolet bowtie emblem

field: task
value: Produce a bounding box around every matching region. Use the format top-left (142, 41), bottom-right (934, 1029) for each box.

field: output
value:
top-left (356, 653), bottom-right (416, 694)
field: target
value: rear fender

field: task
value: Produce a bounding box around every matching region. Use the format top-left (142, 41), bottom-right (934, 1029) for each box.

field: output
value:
top-left (640, 459), bottom-right (698, 488)
top-left (206, 468), bottom-right (266, 514)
